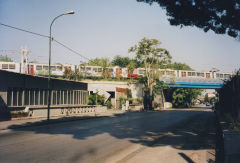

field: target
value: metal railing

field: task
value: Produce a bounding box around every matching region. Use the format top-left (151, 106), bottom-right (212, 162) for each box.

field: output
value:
top-left (7, 88), bottom-right (88, 107)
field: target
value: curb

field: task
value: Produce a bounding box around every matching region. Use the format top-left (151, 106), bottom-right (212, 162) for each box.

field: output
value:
top-left (0, 111), bottom-right (127, 131)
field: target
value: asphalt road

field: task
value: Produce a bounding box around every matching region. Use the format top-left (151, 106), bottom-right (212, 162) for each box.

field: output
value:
top-left (0, 109), bottom-right (216, 163)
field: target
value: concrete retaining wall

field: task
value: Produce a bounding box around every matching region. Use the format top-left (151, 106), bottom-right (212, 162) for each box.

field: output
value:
top-left (9, 105), bottom-right (107, 119)
top-left (216, 111), bottom-right (240, 163)
top-left (223, 130), bottom-right (240, 163)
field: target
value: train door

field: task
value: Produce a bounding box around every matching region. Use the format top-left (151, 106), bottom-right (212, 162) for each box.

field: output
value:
top-left (28, 64), bottom-right (34, 75)
top-left (116, 68), bottom-right (122, 77)
top-left (181, 71), bottom-right (186, 77)
top-left (206, 73), bottom-right (210, 78)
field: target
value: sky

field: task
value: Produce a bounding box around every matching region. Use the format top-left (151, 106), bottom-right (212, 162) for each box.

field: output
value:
top-left (0, 0), bottom-right (240, 72)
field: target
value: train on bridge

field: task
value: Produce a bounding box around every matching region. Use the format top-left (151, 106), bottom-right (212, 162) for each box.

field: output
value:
top-left (0, 61), bottom-right (232, 80)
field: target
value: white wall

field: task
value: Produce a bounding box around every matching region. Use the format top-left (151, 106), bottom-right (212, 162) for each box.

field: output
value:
top-left (86, 81), bottom-right (143, 98)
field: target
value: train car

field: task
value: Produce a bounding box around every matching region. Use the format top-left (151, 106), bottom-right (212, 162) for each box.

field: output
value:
top-left (79, 65), bottom-right (114, 77)
top-left (136, 68), bottom-right (145, 77)
top-left (127, 68), bottom-right (138, 78)
top-left (27, 63), bottom-right (73, 76)
top-left (1, 60), bottom-right (233, 81)
top-left (0, 61), bottom-right (21, 73)
top-left (158, 69), bottom-right (176, 77)
top-left (178, 70), bottom-right (208, 78)
top-left (215, 72), bottom-right (232, 80)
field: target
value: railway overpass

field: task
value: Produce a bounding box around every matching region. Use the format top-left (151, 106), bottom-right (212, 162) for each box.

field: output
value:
top-left (163, 77), bottom-right (224, 89)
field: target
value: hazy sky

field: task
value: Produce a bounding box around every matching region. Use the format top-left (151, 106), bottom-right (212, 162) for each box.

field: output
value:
top-left (0, 0), bottom-right (240, 72)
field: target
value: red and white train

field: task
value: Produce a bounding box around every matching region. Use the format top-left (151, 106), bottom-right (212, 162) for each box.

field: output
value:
top-left (0, 61), bottom-right (74, 76)
top-left (0, 61), bottom-right (232, 80)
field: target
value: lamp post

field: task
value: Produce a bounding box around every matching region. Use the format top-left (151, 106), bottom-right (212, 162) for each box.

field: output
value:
top-left (47, 11), bottom-right (75, 121)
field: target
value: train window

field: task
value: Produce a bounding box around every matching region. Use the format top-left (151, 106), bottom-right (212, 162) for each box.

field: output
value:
top-left (43, 66), bottom-right (48, 70)
top-left (98, 68), bottom-right (102, 72)
top-left (56, 66), bottom-right (62, 71)
top-left (166, 71), bottom-right (174, 75)
top-left (2, 64), bottom-right (8, 69)
top-left (188, 72), bottom-right (191, 76)
top-left (216, 73), bottom-right (220, 78)
top-left (80, 67), bottom-right (85, 71)
top-left (197, 72), bottom-right (204, 77)
top-left (108, 68), bottom-right (113, 72)
top-left (192, 72), bottom-right (196, 76)
top-left (51, 66), bottom-right (56, 71)
top-left (224, 74), bottom-right (230, 78)
top-left (93, 68), bottom-right (97, 72)
top-left (9, 64), bottom-right (15, 69)
top-left (36, 65), bottom-right (42, 70)
top-left (220, 74), bottom-right (223, 78)
top-left (139, 70), bottom-right (145, 74)
top-left (86, 67), bottom-right (91, 71)
top-left (159, 71), bottom-right (165, 75)
top-left (181, 71), bottom-right (186, 77)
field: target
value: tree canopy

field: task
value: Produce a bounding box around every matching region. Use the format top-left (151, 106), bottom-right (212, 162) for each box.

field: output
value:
top-left (112, 55), bottom-right (131, 67)
top-left (137, 0), bottom-right (240, 39)
top-left (88, 58), bottom-right (112, 67)
top-left (172, 88), bottom-right (202, 108)
top-left (129, 37), bottom-right (172, 109)
top-left (0, 55), bottom-right (13, 62)
top-left (167, 62), bottom-right (193, 70)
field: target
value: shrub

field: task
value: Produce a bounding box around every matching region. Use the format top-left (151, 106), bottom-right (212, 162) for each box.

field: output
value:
top-left (88, 93), bottom-right (105, 105)
top-left (106, 100), bottom-right (112, 109)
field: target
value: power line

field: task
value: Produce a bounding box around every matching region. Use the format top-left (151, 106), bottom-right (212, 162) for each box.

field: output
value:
top-left (53, 39), bottom-right (90, 61)
top-left (0, 22), bottom-right (90, 61)
top-left (0, 22), bottom-right (49, 38)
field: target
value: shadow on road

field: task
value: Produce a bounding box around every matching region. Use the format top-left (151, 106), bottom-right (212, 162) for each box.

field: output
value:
top-left (6, 109), bottom-right (218, 153)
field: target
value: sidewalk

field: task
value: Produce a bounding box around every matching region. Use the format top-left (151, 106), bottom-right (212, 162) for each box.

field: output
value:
top-left (0, 110), bottom-right (125, 131)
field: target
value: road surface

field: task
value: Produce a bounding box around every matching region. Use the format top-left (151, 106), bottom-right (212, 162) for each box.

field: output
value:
top-left (0, 109), bottom-right (216, 163)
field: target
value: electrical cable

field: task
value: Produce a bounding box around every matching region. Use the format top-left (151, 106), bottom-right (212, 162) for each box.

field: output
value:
top-left (53, 39), bottom-right (90, 61)
top-left (0, 22), bottom-right (49, 38)
top-left (0, 22), bottom-right (90, 61)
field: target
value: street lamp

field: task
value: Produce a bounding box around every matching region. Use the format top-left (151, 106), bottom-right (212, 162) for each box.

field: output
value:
top-left (47, 11), bottom-right (75, 121)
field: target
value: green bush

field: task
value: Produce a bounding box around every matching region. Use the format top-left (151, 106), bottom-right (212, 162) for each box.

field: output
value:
top-left (172, 88), bottom-right (202, 108)
top-left (106, 100), bottom-right (112, 109)
top-left (132, 97), bottom-right (143, 105)
top-left (119, 97), bottom-right (128, 108)
top-left (88, 93), bottom-right (105, 105)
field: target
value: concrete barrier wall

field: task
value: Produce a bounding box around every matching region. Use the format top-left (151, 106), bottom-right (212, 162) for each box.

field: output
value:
top-left (28, 105), bottom-right (107, 118)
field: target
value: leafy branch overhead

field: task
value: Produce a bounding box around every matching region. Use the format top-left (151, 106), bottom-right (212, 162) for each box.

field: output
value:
top-left (137, 0), bottom-right (240, 39)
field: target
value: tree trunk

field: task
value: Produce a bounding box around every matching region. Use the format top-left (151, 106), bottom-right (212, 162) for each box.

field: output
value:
top-left (144, 90), bottom-right (153, 110)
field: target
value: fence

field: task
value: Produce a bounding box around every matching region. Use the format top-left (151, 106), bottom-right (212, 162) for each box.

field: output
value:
top-left (7, 88), bottom-right (88, 107)
top-left (218, 72), bottom-right (240, 122)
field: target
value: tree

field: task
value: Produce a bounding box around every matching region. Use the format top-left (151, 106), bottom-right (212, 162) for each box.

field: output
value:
top-left (129, 37), bottom-right (172, 110)
top-left (112, 55), bottom-right (131, 67)
top-left (167, 62), bottom-right (193, 70)
top-left (162, 62), bottom-right (203, 108)
top-left (0, 55), bottom-right (13, 62)
top-left (88, 58), bottom-right (112, 66)
top-left (172, 88), bottom-right (202, 108)
top-left (137, 0), bottom-right (240, 39)
top-left (88, 93), bottom-right (105, 105)
top-left (63, 67), bottom-right (81, 81)
top-left (204, 93), bottom-right (209, 103)
top-left (88, 58), bottom-right (112, 78)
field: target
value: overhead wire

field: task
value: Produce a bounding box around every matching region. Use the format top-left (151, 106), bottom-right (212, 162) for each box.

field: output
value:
top-left (53, 39), bottom-right (90, 61)
top-left (0, 22), bottom-right (49, 38)
top-left (0, 22), bottom-right (90, 61)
